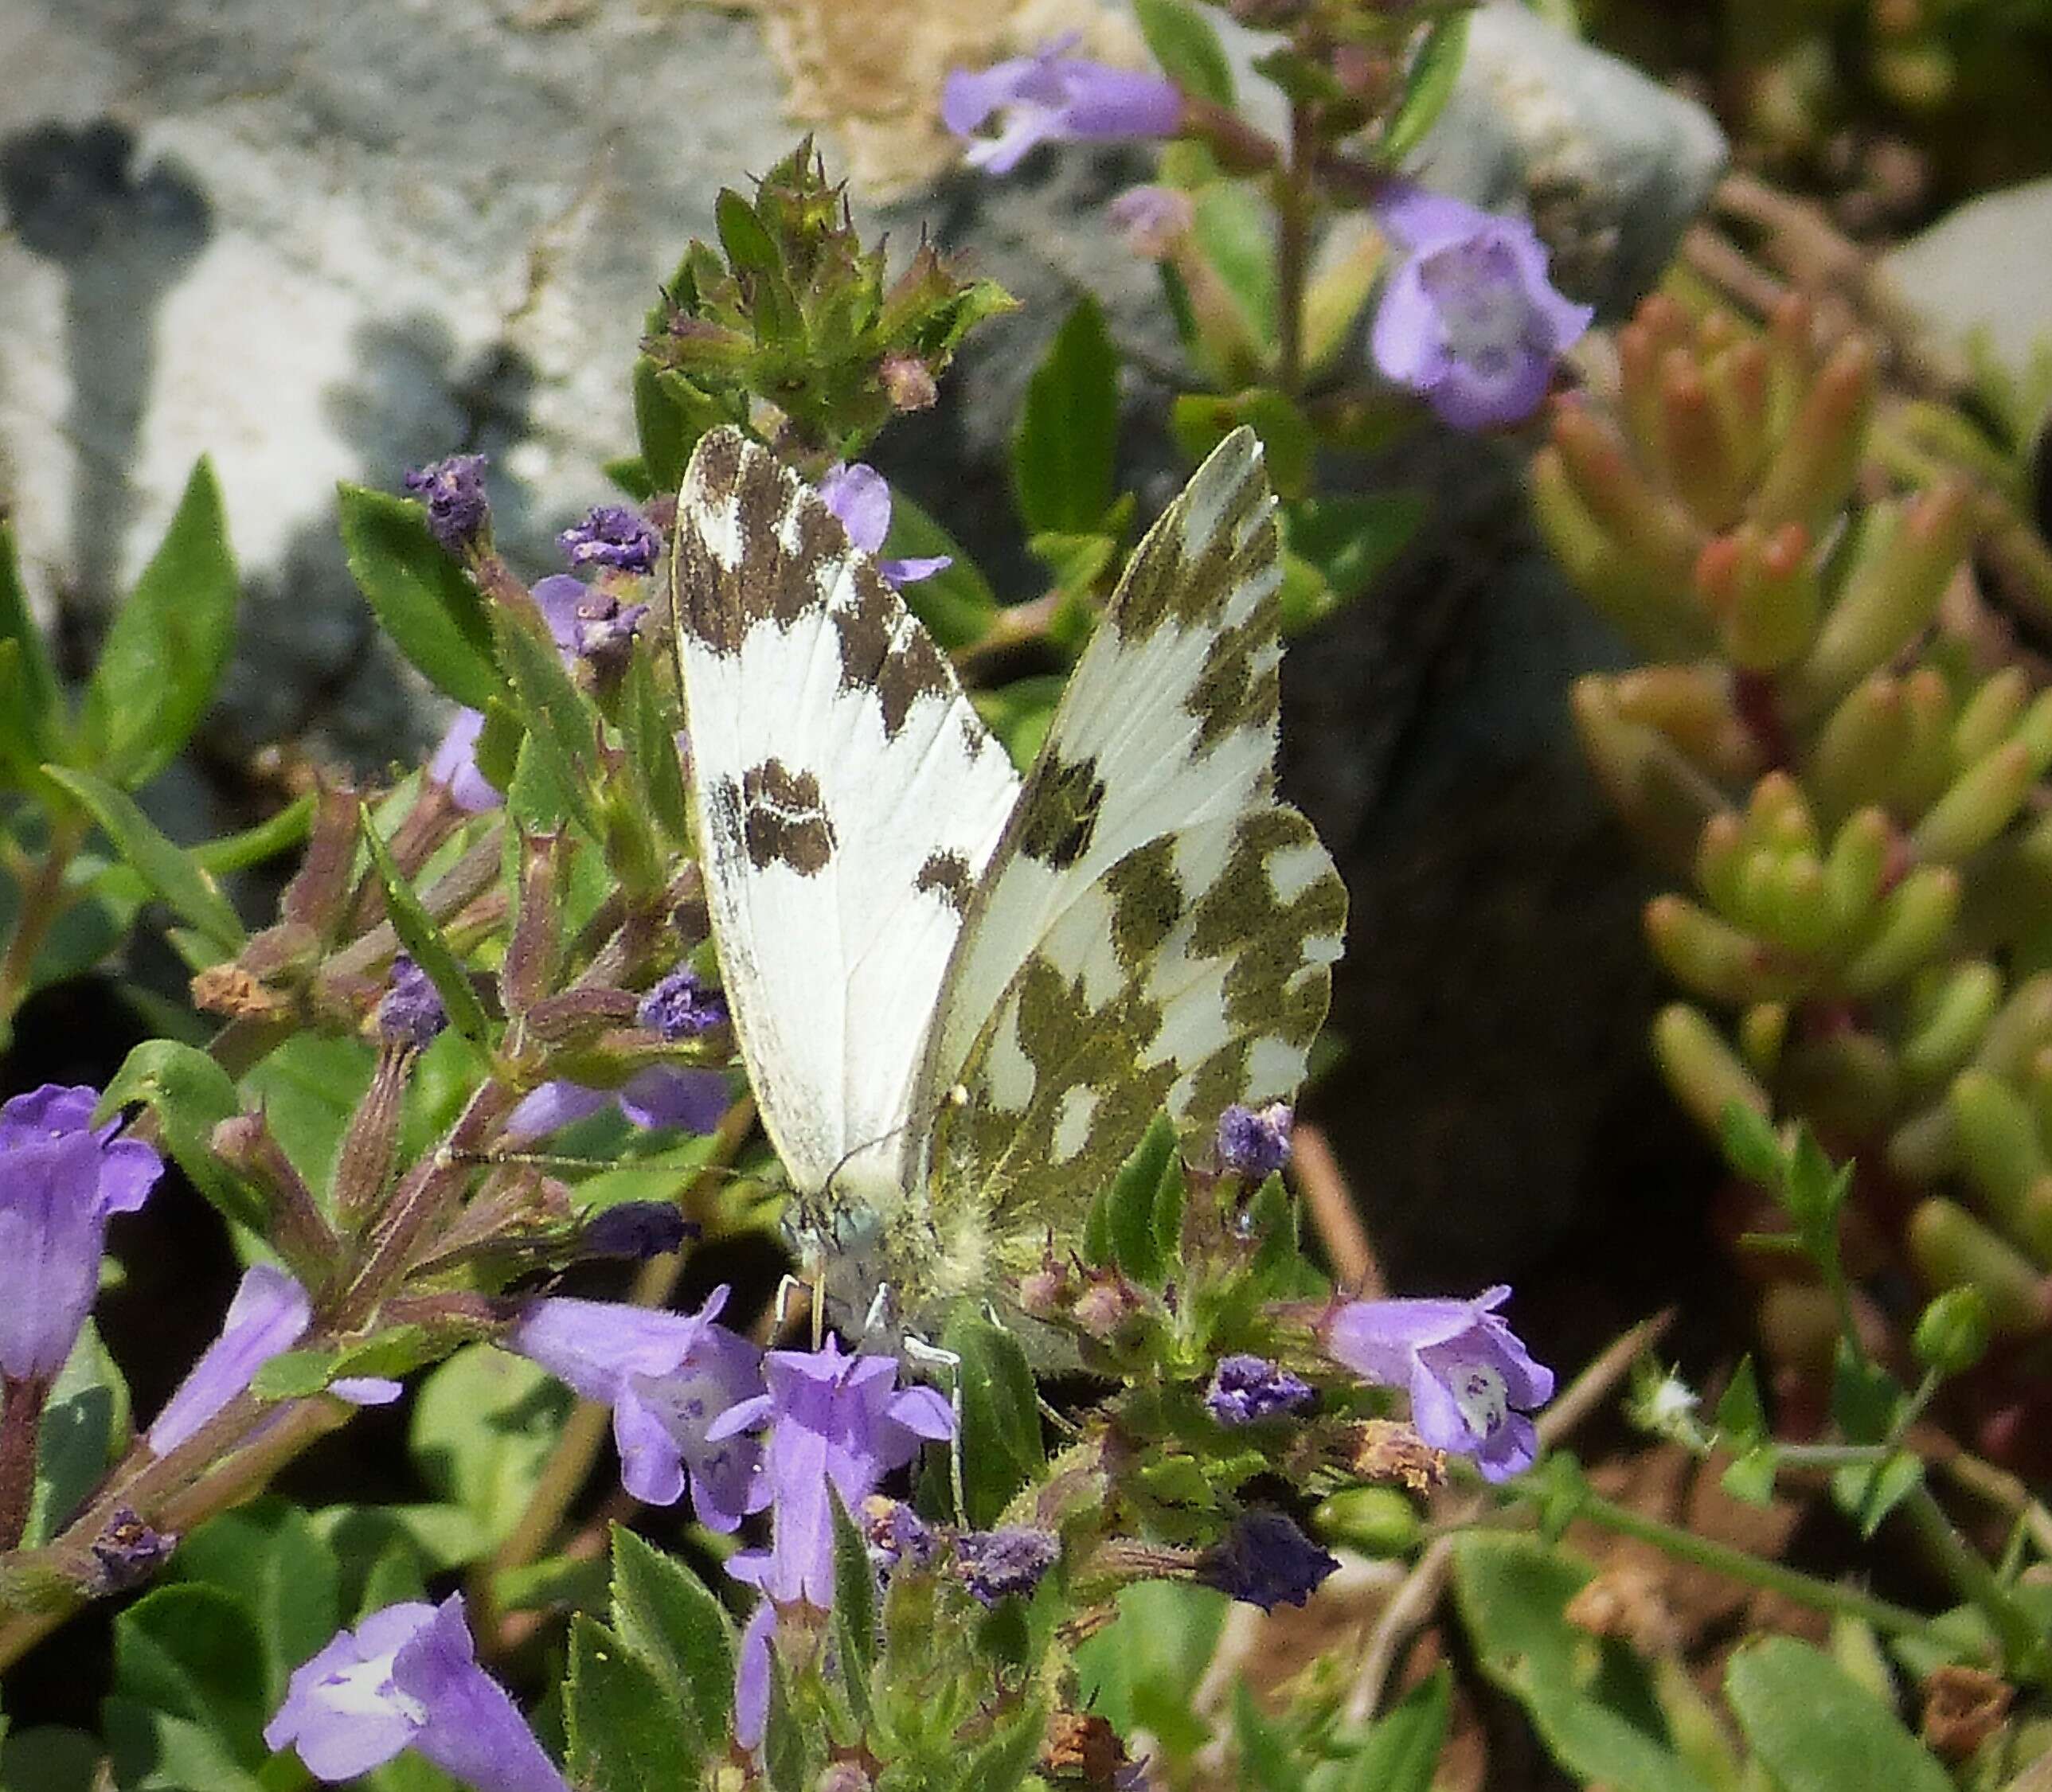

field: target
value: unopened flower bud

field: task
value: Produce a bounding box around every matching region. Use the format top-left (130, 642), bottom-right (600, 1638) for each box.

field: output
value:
top-left (1071, 1271), bottom-right (1147, 1341)
top-left (402, 453), bottom-right (491, 555)
top-left (90, 1506), bottom-right (176, 1593)
top-left (1912, 1286), bottom-right (1992, 1377)
top-left (880, 351), bottom-right (938, 412)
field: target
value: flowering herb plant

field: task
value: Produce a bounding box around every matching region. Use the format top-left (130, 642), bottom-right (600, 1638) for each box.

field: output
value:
top-left (1, 2), bottom-right (2049, 1790)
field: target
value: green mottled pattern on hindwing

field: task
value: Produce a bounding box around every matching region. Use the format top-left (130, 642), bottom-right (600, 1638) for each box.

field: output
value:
top-left (1187, 808), bottom-right (1346, 1040)
top-left (1112, 455), bottom-right (1270, 642)
top-left (1015, 752), bottom-right (1108, 870)
top-left (1104, 837), bottom-right (1183, 974)
top-left (1186, 609), bottom-right (1280, 757)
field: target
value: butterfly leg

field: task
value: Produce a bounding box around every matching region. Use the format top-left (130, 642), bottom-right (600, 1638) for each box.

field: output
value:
top-left (900, 1329), bottom-right (967, 1527)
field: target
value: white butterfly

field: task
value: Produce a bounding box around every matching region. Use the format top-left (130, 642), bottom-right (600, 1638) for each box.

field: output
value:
top-left (669, 425), bottom-right (1347, 1329)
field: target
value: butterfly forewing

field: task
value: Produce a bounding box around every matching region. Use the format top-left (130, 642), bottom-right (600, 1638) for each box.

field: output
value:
top-left (670, 428), bottom-right (1021, 1204)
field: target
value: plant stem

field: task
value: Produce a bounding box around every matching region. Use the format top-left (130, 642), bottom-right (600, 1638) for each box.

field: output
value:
top-left (0, 811), bottom-right (88, 1033)
top-left (1274, 102), bottom-right (1315, 396)
top-left (1898, 1483), bottom-right (2045, 1676)
top-left (1574, 1490), bottom-right (1940, 1643)
top-left (0, 1378), bottom-right (51, 1553)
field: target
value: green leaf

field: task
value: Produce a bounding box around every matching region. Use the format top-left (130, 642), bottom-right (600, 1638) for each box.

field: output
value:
top-left (1725, 1637), bottom-right (1950, 1792)
top-left (409, 1345), bottom-right (572, 1549)
top-left (111, 1586), bottom-right (269, 1769)
top-left (1832, 1453), bottom-right (1925, 1538)
top-left (885, 492), bottom-right (999, 650)
top-left (1720, 1447), bottom-right (1780, 1508)
top-left (338, 483), bottom-right (502, 709)
top-left (1134, 0), bottom-right (1233, 104)
top-left (565, 1614), bottom-right (700, 1792)
top-left (25, 1321), bottom-right (128, 1547)
top-left (831, 1488), bottom-right (880, 1680)
top-left (1379, 16), bottom-right (1470, 168)
top-left (1714, 1357), bottom-right (1767, 1447)
top-left (358, 805), bottom-right (493, 1044)
top-left (632, 361), bottom-right (716, 496)
top-left (942, 1310), bottom-right (1044, 1528)
top-left (1014, 299), bottom-right (1119, 535)
top-left (491, 607), bottom-right (604, 842)
top-left (43, 766), bottom-right (244, 953)
top-left (1718, 1099), bottom-right (1785, 1185)
top-left (1452, 1532), bottom-right (1712, 1792)
top-left (236, 1032), bottom-right (373, 1192)
top-left (81, 459), bottom-right (237, 788)
top-left (1171, 390), bottom-right (1315, 501)
top-left (1094, 1111), bottom-right (1184, 1287)
top-left (188, 792), bottom-right (316, 877)
top-left (0, 521), bottom-right (63, 759)
top-left (1233, 1681), bottom-right (1296, 1792)
top-left (1191, 183), bottom-right (1279, 355)
top-left (0, 1726), bottom-right (104, 1792)
top-left (1284, 493), bottom-right (1425, 613)
top-left (618, 649), bottom-right (689, 846)
top-left (170, 1500), bottom-right (341, 1707)
top-left (945, 1700), bottom-right (1048, 1792)
top-left (1073, 1581), bottom-right (1226, 1765)
top-left (1327, 1665), bottom-right (1448, 1792)
top-left (608, 1526), bottom-right (734, 1747)
top-left (100, 1039), bottom-right (260, 1232)
top-left (100, 1698), bottom-right (266, 1792)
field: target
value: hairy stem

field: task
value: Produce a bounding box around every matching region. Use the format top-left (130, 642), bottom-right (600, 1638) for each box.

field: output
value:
top-left (1274, 102), bottom-right (1315, 395)
top-left (0, 812), bottom-right (88, 1034)
top-left (0, 1378), bottom-right (51, 1554)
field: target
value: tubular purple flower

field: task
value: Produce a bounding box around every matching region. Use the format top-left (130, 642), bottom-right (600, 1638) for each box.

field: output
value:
top-left (379, 954), bottom-right (448, 1049)
top-left (506, 1288), bottom-right (765, 1525)
top-left (944, 37), bottom-right (1184, 175)
top-left (0, 1084), bottom-right (163, 1383)
top-left (818, 463), bottom-right (950, 588)
top-left (734, 1599), bottom-right (776, 1753)
top-left (147, 1264), bottom-right (401, 1455)
top-left (503, 1066), bottom-right (731, 1142)
top-left (1370, 184), bottom-right (1593, 431)
top-left (557, 504), bottom-right (659, 576)
top-left (266, 1595), bottom-right (569, 1792)
top-left (637, 966), bottom-right (729, 1040)
top-left (428, 708), bottom-right (505, 814)
top-left (711, 1336), bottom-right (954, 1610)
top-left (403, 454), bottom-right (491, 554)
top-left (1323, 1285), bottom-right (1554, 1481)
top-left (530, 573), bottom-right (595, 655)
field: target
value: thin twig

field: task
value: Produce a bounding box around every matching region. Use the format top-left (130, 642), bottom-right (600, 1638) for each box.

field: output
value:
top-left (1291, 1122), bottom-right (1381, 1298)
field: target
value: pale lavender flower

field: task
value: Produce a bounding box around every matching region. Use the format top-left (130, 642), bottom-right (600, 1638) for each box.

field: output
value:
top-left (265, 1594), bottom-right (568, 1792)
top-left (379, 954), bottom-right (448, 1049)
top-left (1370, 184), bottom-right (1593, 431)
top-left (1216, 1102), bottom-right (1292, 1178)
top-left (710, 1337), bottom-right (954, 1609)
top-left (637, 966), bottom-right (729, 1040)
top-left (428, 709), bottom-right (505, 814)
top-left (530, 573), bottom-right (596, 655)
top-left (956, 1527), bottom-right (1059, 1607)
top-left (147, 1264), bottom-right (401, 1455)
top-left (817, 463), bottom-right (950, 588)
top-left (0, 1084), bottom-right (162, 1383)
top-left (503, 1065), bottom-right (730, 1142)
top-left (1108, 184), bottom-right (1194, 260)
top-left (944, 37), bottom-right (1184, 175)
top-left (558, 504), bottom-right (659, 576)
top-left (404, 454), bottom-right (491, 554)
top-left (506, 1288), bottom-right (764, 1524)
top-left (734, 1600), bottom-right (776, 1753)
top-left (1323, 1285), bottom-right (1553, 1481)
top-left (1204, 1354), bottom-right (1313, 1426)
top-left (1195, 1509), bottom-right (1337, 1611)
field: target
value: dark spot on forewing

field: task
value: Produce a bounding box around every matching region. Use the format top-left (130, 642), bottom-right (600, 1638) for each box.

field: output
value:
top-left (1017, 753), bottom-right (1106, 871)
top-left (735, 758), bottom-right (837, 875)
top-left (916, 850), bottom-right (973, 912)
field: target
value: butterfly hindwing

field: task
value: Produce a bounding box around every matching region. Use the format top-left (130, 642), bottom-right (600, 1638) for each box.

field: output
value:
top-left (670, 428), bottom-right (1022, 1207)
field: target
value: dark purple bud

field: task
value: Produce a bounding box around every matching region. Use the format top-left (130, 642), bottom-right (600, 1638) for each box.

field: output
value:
top-left (579, 1201), bottom-right (694, 1261)
top-left (956, 1526), bottom-right (1060, 1607)
top-left (558, 505), bottom-right (661, 575)
top-left (1195, 1509), bottom-right (1338, 1612)
top-left (1204, 1354), bottom-right (1314, 1427)
top-left (378, 955), bottom-right (448, 1049)
top-left (91, 1506), bottom-right (176, 1592)
top-left (577, 600), bottom-right (648, 669)
top-left (402, 454), bottom-right (491, 554)
top-left (1216, 1102), bottom-right (1292, 1178)
top-left (637, 967), bottom-right (729, 1041)
top-left (862, 1496), bottom-right (937, 1571)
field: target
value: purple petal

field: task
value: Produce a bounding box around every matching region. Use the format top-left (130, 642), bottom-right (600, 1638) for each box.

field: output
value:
top-left (0, 1130), bottom-right (122, 1380)
top-left (1325, 1295), bottom-right (1487, 1381)
top-left (878, 554), bottom-right (952, 587)
top-left (817, 463), bottom-right (893, 556)
top-left (265, 1603), bottom-right (437, 1780)
top-left (0, 1084), bottom-right (101, 1142)
top-left (332, 1376), bottom-right (405, 1407)
top-left (734, 1602), bottom-right (776, 1752)
top-left (1369, 260), bottom-right (1449, 390)
top-left (96, 1136), bottom-right (165, 1216)
top-left (505, 1293), bottom-right (719, 1400)
top-left (612, 1385), bottom-right (690, 1506)
top-left (427, 709), bottom-right (505, 814)
top-left (393, 1595), bottom-right (571, 1792)
top-left (147, 1265), bottom-right (311, 1454)
top-left (1474, 1410), bottom-right (1540, 1481)
top-left (502, 1080), bottom-right (613, 1142)
top-left (530, 575), bottom-right (591, 656)
top-left (1053, 62), bottom-right (1184, 140)
top-left (616, 1066), bottom-right (730, 1134)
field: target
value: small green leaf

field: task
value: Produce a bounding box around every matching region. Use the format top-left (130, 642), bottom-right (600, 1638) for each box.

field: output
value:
top-left (1720, 1447), bottom-right (1780, 1508)
top-left (1725, 1637), bottom-right (1950, 1792)
top-left (409, 1345), bottom-right (572, 1549)
top-left (945, 1700), bottom-right (1048, 1792)
top-left (885, 492), bottom-right (999, 650)
top-left (1096, 1111), bottom-right (1183, 1287)
top-left (618, 650), bottom-right (689, 845)
top-left (632, 361), bottom-right (717, 496)
top-left (101, 1698), bottom-right (267, 1792)
top-left (1378, 16), bottom-right (1470, 168)
top-left (358, 805), bottom-right (493, 1044)
top-left (111, 1585), bottom-right (269, 1768)
top-left (1191, 184), bottom-right (1279, 355)
top-left (491, 607), bottom-right (604, 843)
top-left (566, 1614), bottom-right (700, 1792)
top-left (26, 1321), bottom-right (128, 1548)
top-left (338, 483), bottom-right (502, 709)
top-left (44, 765), bottom-right (244, 953)
top-left (1719, 1099), bottom-right (1786, 1185)
top-left (1134, 0), bottom-right (1233, 105)
top-left (1831, 1453), bottom-right (1925, 1538)
top-left (1171, 390), bottom-right (1315, 501)
top-left (831, 1489), bottom-right (879, 1677)
top-left (943, 1310), bottom-right (1044, 1528)
top-left (1014, 299), bottom-right (1119, 535)
top-left (609, 1526), bottom-right (734, 1747)
top-left (0, 521), bottom-right (63, 758)
top-left (0, 1726), bottom-right (105, 1792)
top-left (1328, 1665), bottom-right (1448, 1792)
top-left (100, 1039), bottom-right (258, 1232)
top-left (1713, 1357), bottom-right (1767, 1446)
top-left (170, 1500), bottom-right (342, 1707)
top-left (188, 792), bottom-right (316, 877)
top-left (81, 459), bottom-right (237, 788)
top-left (1233, 1680), bottom-right (1296, 1792)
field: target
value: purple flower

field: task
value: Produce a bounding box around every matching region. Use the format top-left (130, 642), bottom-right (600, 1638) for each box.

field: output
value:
top-left (504, 1065), bottom-right (731, 1142)
top-left (558, 504), bottom-right (660, 576)
top-left (1195, 1509), bottom-right (1338, 1612)
top-left (956, 1527), bottom-right (1059, 1607)
top-left (0, 1084), bottom-right (162, 1383)
top-left (265, 1595), bottom-right (569, 1792)
top-left (530, 572), bottom-right (646, 666)
top-left (1217, 1102), bottom-right (1292, 1178)
top-left (1323, 1285), bottom-right (1554, 1481)
top-left (710, 1337), bottom-right (954, 1610)
top-left (1108, 184), bottom-right (1194, 260)
top-left (863, 1497), bottom-right (937, 1571)
top-left (428, 709), bottom-right (505, 814)
top-left (506, 1289), bottom-right (764, 1524)
top-left (637, 966), bottom-right (729, 1041)
top-left (944, 37), bottom-right (1184, 175)
top-left (379, 955), bottom-right (448, 1049)
top-left (403, 454), bottom-right (491, 555)
top-left (1204, 1354), bottom-right (1313, 1427)
top-left (1370, 184), bottom-right (1593, 431)
top-left (147, 1264), bottom-right (401, 1455)
top-left (734, 1600), bottom-right (776, 1753)
top-left (817, 463), bottom-right (950, 588)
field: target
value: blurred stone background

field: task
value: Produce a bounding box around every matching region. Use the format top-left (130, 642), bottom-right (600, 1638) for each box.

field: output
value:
top-left (2, 0), bottom-right (2037, 1290)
